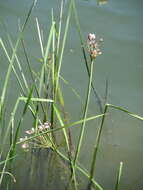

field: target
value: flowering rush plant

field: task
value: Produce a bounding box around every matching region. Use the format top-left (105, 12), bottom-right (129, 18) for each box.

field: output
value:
top-left (19, 121), bottom-right (53, 151)
top-left (87, 33), bottom-right (103, 59)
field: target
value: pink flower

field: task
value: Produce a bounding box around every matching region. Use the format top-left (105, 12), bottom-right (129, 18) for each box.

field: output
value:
top-left (87, 32), bottom-right (103, 59)
top-left (25, 128), bottom-right (35, 135)
top-left (88, 33), bottom-right (96, 41)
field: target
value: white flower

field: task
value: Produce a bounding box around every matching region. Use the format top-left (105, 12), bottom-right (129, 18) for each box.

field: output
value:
top-left (88, 33), bottom-right (96, 41)
top-left (44, 122), bottom-right (50, 129)
top-left (38, 125), bottom-right (44, 131)
top-left (22, 142), bottom-right (29, 149)
top-left (25, 128), bottom-right (35, 135)
top-left (19, 138), bottom-right (24, 142)
top-left (19, 136), bottom-right (28, 142)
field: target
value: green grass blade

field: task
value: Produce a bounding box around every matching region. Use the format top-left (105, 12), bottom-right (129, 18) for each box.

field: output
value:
top-left (17, 114), bottom-right (104, 144)
top-left (88, 104), bottom-right (108, 187)
top-left (56, 0), bottom-right (64, 56)
top-left (36, 18), bottom-right (44, 57)
top-left (54, 0), bottom-right (73, 97)
top-left (53, 104), bottom-right (70, 151)
top-left (21, 39), bottom-right (47, 116)
top-left (0, 156), bottom-right (16, 166)
top-left (0, 0), bottom-right (37, 115)
top-left (56, 150), bottom-right (103, 190)
top-left (0, 146), bottom-right (12, 185)
top-left (8, 36), bottom-right (29, 91)
top-left (0, 172), bottom-right (16, 183)
top-left (0, 38), bottom-right (26, 93)
top-left (73, 60), bottom-right (94, 168)
top-left (107, 104), bottom-right (143, 121)
top-left (39, 21), bottom-right (55, 96)
top-left (115, 162), bottom-right (123, 190)
top-left (10, 87), bottom-right (34, 159)
top-left (1, 98), bottom-right (20, 152)
top-left (71, 0), bottom-right (103, 113)
top-left (19, 97), bottom-right (53, 103)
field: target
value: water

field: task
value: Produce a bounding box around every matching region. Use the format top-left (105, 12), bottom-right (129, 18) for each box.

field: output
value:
top-left (0, 0), bottom-right (143, 189)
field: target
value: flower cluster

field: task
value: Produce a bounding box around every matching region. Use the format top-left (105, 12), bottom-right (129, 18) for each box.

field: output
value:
top-left (98, 0), bottom-right (108, 5)
top-left (19, 121), bottom-right (52, 151)
top-left (87, 33), bottom-right (103, 59)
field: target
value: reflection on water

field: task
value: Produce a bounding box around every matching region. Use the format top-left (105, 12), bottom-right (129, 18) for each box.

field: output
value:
top-left (0, 0), bottom-right (143, 189)
top-left (13, 149), bottom-right (79, 190)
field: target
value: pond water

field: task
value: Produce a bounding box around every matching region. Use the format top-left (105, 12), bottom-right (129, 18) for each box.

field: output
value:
top-left (0, 0), bottom-right (143, 189)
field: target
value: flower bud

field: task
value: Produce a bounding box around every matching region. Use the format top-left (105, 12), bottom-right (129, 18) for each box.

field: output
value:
top-left (91, 50), bottom-right (97, 59)
top-left (88, 33), bottom-right (96, 41)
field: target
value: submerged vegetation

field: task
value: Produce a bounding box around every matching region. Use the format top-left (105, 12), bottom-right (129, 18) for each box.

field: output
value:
top-left (0, 0), bottom-right (143, 189)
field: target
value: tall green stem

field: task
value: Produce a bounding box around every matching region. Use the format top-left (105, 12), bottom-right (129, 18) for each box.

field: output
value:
top-left (88, 104), bottom-right (108, 188)
top-left (73, 60), bottom-right (94, 167)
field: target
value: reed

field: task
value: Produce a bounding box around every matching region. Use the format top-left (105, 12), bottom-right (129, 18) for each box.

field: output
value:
top-left (0, 0), bottom-right (143, 189)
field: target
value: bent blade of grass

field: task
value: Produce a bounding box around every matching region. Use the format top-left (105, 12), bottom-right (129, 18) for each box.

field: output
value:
top-left (2, 95), bottom-right (53, 150)
top-left (17, 113), bottom-right (104, 148)
top-left (115, 162), bottom-right (123, 190)
top-left (53, 103), bottom-right (70, 151)
top-left (0, 172), bottom-right (16, 183)
top-left (10, 87), bottom-right (34, 159)
top-left (88, 102), bottom-right (143, 187)
top-left (107, 104), bottom-right (143, 121)
top-left (88, 103), bottom-right (143, 187)
top-left (0, 0), bottom-right (37, 114)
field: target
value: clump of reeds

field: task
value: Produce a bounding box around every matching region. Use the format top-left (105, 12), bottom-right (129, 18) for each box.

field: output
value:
top-left (1, 0), bottom-right (143, 190)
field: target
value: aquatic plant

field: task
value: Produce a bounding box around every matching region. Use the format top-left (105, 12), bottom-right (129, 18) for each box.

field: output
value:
top-left (0, 0), bottom-right (143, 189)
top-left (87, 33), bottom-right (103, 59)
top-left (19, 121), bottom-right (53, 151)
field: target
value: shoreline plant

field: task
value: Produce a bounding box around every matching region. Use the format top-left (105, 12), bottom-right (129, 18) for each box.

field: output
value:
top-left (0, 0), bottom-right (143, 190)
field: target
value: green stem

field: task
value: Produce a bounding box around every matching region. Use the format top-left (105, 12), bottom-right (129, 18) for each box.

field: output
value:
top-left (73, 60), bottom-right (94, 167)
top-left (115, 162), bottom-right (123, 190)
top-left (88, 104), bottom-right (108, 188)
